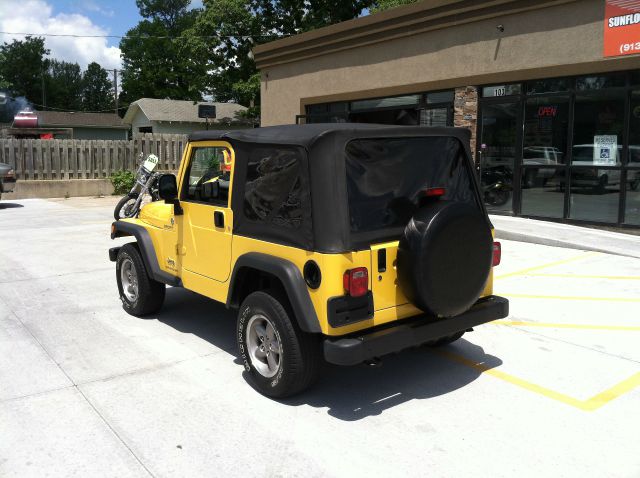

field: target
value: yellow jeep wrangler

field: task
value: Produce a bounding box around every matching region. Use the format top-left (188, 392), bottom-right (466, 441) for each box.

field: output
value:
top-left (110, 124), bottom-right (508, 397)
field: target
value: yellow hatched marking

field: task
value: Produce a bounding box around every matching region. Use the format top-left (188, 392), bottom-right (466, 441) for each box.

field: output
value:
top-left (495, 251), bottom-right (598, 280)
top-left (436, 350), bottom-right (640, 411)
top-left (526, 273), bottom-right (640, 280)
top-left (494, 320), bottom-right (640, 331)
top-left (501, 293), bottom-right (640, 303)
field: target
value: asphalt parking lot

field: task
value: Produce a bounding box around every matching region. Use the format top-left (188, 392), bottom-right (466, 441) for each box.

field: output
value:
top-left (1, 197), bottom-right (639, 478)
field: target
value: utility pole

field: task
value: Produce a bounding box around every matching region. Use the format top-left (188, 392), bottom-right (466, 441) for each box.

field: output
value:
top-left (112, 69), bottom-right (118, 116)
top-left (41, 66), bottom-right (46, 109)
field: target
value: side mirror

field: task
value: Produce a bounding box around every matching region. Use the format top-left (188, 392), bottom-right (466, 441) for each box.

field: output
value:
top-left (201, 180), bottom-right (219, 200)
top-left (158, 174), bottom-right (183, 215)
top-left (158, 174), bottom-right (178, 200)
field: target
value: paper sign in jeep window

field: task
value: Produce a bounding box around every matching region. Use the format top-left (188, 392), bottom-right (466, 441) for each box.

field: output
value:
top-left (345, 137), bottom-right (476, 234)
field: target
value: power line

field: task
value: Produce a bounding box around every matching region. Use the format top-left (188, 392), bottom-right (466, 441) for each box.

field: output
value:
top-left (0, 30), bottom-right (284, 40)
top-left (3, 94), bottom-right (128, 113)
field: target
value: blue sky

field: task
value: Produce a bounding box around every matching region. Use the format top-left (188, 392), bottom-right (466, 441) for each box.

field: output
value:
top-left (0, 0), bottom-right (202, 69)
top-left (49, 0), bottom-right (143, 48)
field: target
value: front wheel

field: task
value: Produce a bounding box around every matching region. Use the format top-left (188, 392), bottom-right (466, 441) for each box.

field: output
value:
top-left (116, 243), bottom-right (165, 316)
top-left (114, 194), bottom-right (140, 220)
top-left (237, 291), bottom-right (321, 398)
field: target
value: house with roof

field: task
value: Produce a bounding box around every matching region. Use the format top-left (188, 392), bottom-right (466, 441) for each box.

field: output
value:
top-left (38, 111), bottom-right (128, 139)
top-left (4, 111), bottom-right (129, 140)
top-left (123, 98), bottom-right (250, 135)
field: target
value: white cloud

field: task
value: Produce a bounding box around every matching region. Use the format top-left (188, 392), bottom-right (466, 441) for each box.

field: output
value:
top-left (0, 0), bottom-right (121, 70)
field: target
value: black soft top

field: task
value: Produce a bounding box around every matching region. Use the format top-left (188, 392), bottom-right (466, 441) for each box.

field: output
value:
top-left (190, 124), bottom-right (481, 253)
top-left (189, 123), bottom-right (471, 149)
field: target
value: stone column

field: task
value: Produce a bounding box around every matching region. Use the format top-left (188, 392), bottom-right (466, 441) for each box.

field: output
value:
top-left (454, 86), bottom-right (478, 163)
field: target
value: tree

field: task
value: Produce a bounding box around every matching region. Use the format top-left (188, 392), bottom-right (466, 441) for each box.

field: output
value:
top-left (371, 0), bottom-right (419, 13)
top-left (119, 0), bottom-right (206, 105)
top-left (183, 0), bottom-right (374, 120)
top-left (184, 0), bottom-right (260, 104)
top-left (252, 0), bottom-right (375, 33)
top-left (82, 62), bottom-right (114, 111)
top-left (0, 36), bottom-right (49, 106)
top-left (45, 60), bottom-right (83, 110)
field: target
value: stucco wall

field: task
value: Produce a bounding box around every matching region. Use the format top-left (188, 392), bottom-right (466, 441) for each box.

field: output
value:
top-left (259, 0), bottom-right (640, 126)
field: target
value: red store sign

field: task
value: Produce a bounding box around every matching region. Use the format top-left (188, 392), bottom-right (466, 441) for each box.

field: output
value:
top-left (604, 0), bottom-right (640, 57)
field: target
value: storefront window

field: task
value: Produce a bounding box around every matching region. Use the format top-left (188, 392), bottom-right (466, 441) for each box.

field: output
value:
top-left (526, 78), bottom-right (569, 95)
top-left (523, 96), bottom-right (569, 164)
top-left (520, 96), bottom-right (569, 218)
top-left (426, 91), bottom-right (454, 104)
top-left (626, 173), bottom-right (640, 225)
top-left (576, 73), bottom-right (626, 91)
top-left (420, 108), bottom-right (449, 126)
top-left (569, 169), bottom-right (621, 223)
top-left (572, 91), bottom-right (625, 165)
top-left (632, 71), bottom-right (640, 85)
top-left (479, 102), bottom-right (518, 213)
top-left (350, 95), bottom-right (420, 111)
top-left (521, 167), bottom-right (565, 218)
top-left (629, 91), bottom-right (640, 164)
top-left (329, 102), bottom-right (348, 113)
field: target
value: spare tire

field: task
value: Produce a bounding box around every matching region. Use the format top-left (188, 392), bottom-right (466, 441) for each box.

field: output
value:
top-left (397, 201), bottom-right (492, 317)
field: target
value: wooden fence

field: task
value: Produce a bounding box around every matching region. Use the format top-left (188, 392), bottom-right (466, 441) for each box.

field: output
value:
top-left (0, 134), bottom-right (188, 180)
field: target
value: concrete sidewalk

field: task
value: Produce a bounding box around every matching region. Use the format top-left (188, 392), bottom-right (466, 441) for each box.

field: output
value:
top-left (491, 215), bottom-right (640, 259)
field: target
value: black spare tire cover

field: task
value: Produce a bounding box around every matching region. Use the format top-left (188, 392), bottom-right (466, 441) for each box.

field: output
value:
top-left (397, 201), bottom-right (492, 317)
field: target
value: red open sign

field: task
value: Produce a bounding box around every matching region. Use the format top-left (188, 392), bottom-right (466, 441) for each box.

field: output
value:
top-left (537, 106), bottom-right (558, 117)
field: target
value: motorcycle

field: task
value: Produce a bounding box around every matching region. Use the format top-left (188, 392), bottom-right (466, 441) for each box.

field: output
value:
top-left (113, 153), bottom-right (161, 220)
top-left (481, 166), bottom-right (512, 207)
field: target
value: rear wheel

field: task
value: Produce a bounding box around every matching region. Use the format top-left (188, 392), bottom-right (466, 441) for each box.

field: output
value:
top-left (116, 243), bottom-right (165, 316)
top-left (237, 291), bottom-right (320, 398)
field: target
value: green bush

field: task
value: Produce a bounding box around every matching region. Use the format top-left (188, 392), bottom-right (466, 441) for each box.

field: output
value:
top-left (110, 170), bottom-right (136, 195)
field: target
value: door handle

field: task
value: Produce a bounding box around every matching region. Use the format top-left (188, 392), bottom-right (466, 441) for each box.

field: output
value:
top-left (214, 211), bottom-right (224, 228)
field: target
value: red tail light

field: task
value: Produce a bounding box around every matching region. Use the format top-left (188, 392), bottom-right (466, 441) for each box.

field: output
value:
top-left (343, 267), bottom-right (369, 297)
top-left (492, 241), bottom-right (501, 267)
top-left (424, 187), bottom-right (446, 197)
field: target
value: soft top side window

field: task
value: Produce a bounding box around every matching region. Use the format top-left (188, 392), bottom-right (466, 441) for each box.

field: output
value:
top-left (244, 147), bottom-right (303, 229)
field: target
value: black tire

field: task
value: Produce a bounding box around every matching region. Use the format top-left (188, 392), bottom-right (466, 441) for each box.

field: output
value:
top-left (397, 201), bottom-right (493, 318)
top-left (116, 243), bottom-right (165, 316)
top-left (114, 194), bottom-right (139, 221)
top-left (237, 291), bottom-right (321, 398)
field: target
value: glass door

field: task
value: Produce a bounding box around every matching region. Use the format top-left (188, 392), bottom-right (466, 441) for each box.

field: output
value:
top-left (478, 100), bottom-right (522, 213)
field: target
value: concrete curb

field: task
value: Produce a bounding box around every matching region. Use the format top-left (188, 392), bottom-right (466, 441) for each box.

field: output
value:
top-left (490, 215), bottom-right (640, 259)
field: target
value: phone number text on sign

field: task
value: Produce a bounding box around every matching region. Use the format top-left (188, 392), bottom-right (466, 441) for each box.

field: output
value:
top-left (620, 41), bottom-right (640, 54)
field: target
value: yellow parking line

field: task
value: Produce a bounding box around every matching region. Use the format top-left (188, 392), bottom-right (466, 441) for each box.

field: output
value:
top-left (494, 320), bottom-right (640, 331)
top-left (436, 349), bottom-right (640, 411)
top-left (527, 273), bottom-right (640, 280)
top-left (586, 372), bottom-right (640, 411)
top-left (501, 293), bottom-right (640, 302)
top-left (495, 251), bottom-right (598, 280)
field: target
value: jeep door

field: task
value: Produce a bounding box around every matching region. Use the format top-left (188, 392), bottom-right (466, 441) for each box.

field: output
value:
top-left (179, 142), bottom-right (234, 282)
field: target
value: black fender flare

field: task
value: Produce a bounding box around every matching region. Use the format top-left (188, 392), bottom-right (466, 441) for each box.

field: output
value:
top-left (110, 221), bottom-right (181, 287)
top-left (227, 252), bottom-right (321, 333)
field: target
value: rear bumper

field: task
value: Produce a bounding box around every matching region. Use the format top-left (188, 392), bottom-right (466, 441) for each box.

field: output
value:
top-left (323, 295), bottom-right (509, 366)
